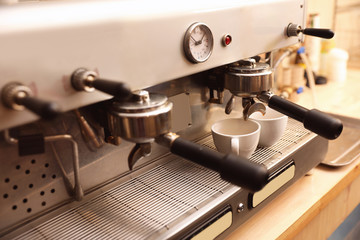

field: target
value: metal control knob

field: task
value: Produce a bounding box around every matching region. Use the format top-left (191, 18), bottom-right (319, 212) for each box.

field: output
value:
top-left (71, 68), bottom-right (133, 101)
top-left (286, 23), bottom-right (334, 39)
top-left (1, 82), bottom-right (60, 119)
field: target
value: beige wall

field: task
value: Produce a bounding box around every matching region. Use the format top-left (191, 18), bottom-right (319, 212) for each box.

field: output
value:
top-left (306, 0), bottom-right (336, 28)
top-left (307, 0), bottom-right (360, 66)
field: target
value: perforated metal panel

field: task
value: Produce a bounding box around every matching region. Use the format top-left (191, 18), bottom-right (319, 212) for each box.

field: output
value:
top-left (0, 145), bottom-right (71, 232)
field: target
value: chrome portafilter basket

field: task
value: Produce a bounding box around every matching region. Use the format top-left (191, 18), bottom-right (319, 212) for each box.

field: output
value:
top-left (224, 59), bottom-right (273, 98)
top-left (222, 59), bottom-right (343, 140)
top-left (108, 90), bottom-right (173, 169)
top-left (224, 58), bottom-right (272, 119)
top-left (108, 90), bottom-right (172, 143)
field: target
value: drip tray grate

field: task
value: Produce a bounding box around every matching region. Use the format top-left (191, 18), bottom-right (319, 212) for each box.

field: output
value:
top-left (13, 159), bottom-right (230, 240)
top-left (13, 119), bottom-right (310, 240)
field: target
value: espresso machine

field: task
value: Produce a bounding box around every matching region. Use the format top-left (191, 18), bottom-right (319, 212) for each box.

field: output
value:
top-left (0, 0), bottom-right (343, 239)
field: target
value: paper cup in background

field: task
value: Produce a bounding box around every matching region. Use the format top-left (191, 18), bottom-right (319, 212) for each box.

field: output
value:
top-left (327, 48), bottom-right (349, 83)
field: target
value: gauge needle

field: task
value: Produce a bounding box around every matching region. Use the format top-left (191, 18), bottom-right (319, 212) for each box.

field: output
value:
top-left (191, 36), bottom-right (197, 44)
top-left (191, 36), bottom-right (202, 45)
top-left (199, 33), bottom-right (205, 44)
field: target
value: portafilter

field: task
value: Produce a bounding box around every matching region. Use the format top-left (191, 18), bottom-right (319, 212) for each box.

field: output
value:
top-left (223, 59), bottom-right (343, 140)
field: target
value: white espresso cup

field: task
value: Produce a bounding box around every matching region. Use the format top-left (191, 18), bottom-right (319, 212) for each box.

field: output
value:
top-left (250, 107), bottom-right (288, 147)
top-left (211, 118), bottom-right (261, 159)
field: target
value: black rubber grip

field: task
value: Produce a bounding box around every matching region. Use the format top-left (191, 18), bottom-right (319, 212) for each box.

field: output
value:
top-left (303, 28), bottom-right (334, 39)
top-left (303, 109), bottom-right (343, 140)
top-left (170, 137), bottom-right (269, 192)
top-left (268, 95), bottom-right (307, 122)
top-left (268, 95), bottom-right (343, 140)
top-left (92, 79), bottom-right (133, 101)
top-left (17, 96), bottom-right (60, 119)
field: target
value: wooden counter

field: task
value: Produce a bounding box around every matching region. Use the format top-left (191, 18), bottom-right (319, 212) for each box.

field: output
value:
top-left (226, 69), bottom-right (360, 240)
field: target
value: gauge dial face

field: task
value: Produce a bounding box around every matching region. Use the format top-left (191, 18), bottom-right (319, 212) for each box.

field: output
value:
top-left (184, 22), bottom-right (214, 63)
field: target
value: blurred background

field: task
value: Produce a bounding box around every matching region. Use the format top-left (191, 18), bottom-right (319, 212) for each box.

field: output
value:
top-left (308, 0), bottom-right (360, 68)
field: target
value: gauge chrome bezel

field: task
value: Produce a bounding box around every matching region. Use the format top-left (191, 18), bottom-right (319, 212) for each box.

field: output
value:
top-left (183, 22), bottom-right (214, 63)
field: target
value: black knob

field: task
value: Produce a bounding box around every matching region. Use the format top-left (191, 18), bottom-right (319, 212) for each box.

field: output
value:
top-left (71, 68), bottom-right (133, 101)
top-left (301, 28), bottom-right (334, 39)
top-left (1, 82), bottom-right (60, 119)
top-left (287, 23), bottom-right (334, 39)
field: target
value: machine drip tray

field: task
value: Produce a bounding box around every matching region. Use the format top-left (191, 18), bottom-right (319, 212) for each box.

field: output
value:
top-left (6, 119), bottom-right (320, 240)
top-left (10, 157), bottom-right (233, 240)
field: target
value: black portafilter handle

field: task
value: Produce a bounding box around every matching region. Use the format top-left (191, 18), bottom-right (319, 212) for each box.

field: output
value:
top-left (301, 28), bottom-right (334, 39)
top-left (92, 79), bottom-right (133, 101)
top-left (71, 68), bottom-right (133, 101)
top-left (16, 96), bottom-right (61, 120)
top-left (267, 95), bottom-right (343, 140)
top-left (169, 137), bottom-right (269, 192)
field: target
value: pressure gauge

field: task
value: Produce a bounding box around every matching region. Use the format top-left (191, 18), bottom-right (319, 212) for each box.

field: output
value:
top-left (183, 22), bottom-right (214, 63)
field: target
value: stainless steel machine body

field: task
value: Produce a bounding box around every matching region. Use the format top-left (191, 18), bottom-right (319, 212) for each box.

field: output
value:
top-left (0, 0), bottom-right (332, 239)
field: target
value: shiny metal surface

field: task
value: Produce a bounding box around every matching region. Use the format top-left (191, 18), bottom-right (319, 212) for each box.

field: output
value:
top-left (321, 115), bottom-right (360, 167)
top-left (70, 68), bottom-right (97, 92)
top-left (242, 101), bottom-right (266, 120)
top-left (112, 90), bottom-right (166, 112)
top-left (11, 156), bottom-right (232, 240)
top-left (1, 82), bottom-right (33, 111)
top-left (128, 142), bottom-right (152, 170)
top-left (155, 132), bottom-right (180, 149)
top-left (225, 94), bottom-right (235, 114)
top-left (224, 62), bottom-right (273, 97)
top-left (3, 130), bottom-right (84, 201)
top-left (108, 92), bottom-right (173, 143)
top-left (287, 23), bottom-right (302, 37)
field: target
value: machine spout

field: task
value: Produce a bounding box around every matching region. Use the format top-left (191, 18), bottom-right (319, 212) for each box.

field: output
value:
top-left (242, 98), bottom-right (266, 120)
